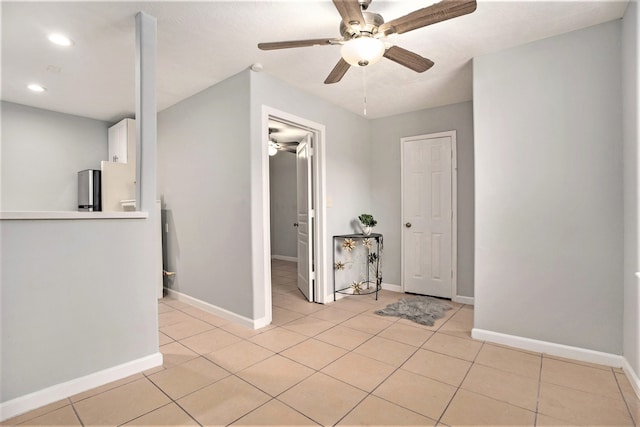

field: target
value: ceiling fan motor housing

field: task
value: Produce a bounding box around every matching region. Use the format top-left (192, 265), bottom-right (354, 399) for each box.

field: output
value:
top-left (358, 0), bottom-right (372, 10)
top-left (340, 11), bottom-right (384, 40)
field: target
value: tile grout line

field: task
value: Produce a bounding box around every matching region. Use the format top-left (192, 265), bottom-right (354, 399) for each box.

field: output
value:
top-left (223, 316), bottom-right (371, 427)
top-left (532, 351), bottom-right (544, 426)
top-left (271, 293), bottom-right (455, 425)
top-left (68, 400), bottom-right (85, 427)
top-left (359, 332), bottom-right (439, 420)
top-left (140, 374), bottom-right (204, 427)
top-left (539, 354), bottom-right (635, 401)
top-left (330, 312), bottom-right (436, 426)
top-left (433, 337), bottom-right (484, 426)
top-left (228, 373), bottom-right (321, 425)
top-left (1, 399), bottom-right (75, 426)
top-left (612, 367), bottom-right (639, 427)
top-left (334, 301), bottom-right (469, 426)
top-left (160, 292), bottom-right (530, 426)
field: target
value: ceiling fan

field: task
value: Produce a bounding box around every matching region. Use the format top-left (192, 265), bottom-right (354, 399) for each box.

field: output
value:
top-left (268, 127), bottom-right (299, 155)
top-left (258, 0), bottom-right (477, 84)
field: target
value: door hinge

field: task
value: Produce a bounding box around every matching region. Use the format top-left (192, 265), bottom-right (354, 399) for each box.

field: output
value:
top-left (310, 209), bottom-right (315, 219)
top-left (309, 147), bottom-right (314, 156)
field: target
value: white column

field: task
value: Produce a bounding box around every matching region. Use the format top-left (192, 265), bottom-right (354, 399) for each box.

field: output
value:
top-left (135, 12), bottom-right (157, 212)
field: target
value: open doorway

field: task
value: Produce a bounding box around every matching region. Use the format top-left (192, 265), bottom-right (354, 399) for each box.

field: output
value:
top-left (268, 119), bottom-right (313, 302)
top-left (263, 107), bottom-right (327, 318)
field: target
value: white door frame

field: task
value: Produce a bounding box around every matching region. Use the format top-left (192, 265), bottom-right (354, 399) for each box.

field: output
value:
top-left (400, 130), bottom-right (458, 300)
top-left (261, 106), bottom-right (327, 313)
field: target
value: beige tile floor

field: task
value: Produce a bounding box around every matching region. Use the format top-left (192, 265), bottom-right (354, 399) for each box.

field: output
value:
top-left (5, 259), bottom-right (640, 426)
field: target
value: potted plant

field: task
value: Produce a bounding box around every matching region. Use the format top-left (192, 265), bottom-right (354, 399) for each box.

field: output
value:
top-left (358, 213), bottom-right (377, 236)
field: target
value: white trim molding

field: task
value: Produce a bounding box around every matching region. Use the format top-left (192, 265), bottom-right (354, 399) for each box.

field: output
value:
top-left (378, 283), bottom-right (473, 305)
top-left (453, 295), bottom-right (474, 305)
top-left (271, 255), bottom-right (298, 263)
top-left (165, 289), bottom-right (269, 329)
top-left (262, 106), bottom-right (327, 306)
top-left (0, 352), bottom-right (162, 422)
top-left (622, 358), bottom-right (640, 400)
top-left (472, 328), bottom-right (624, 368)
top-left (381, 282), bottom-right (402, 293)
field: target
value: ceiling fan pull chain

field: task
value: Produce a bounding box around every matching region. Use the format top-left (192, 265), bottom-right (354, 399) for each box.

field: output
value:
top-left (363, 66), bottom-right (368, 116)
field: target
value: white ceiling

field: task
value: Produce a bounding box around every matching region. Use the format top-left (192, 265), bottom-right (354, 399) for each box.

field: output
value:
top-left (1, 0), bottom-right (629, 123)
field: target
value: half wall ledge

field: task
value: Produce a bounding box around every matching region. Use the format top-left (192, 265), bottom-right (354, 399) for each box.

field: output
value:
top-left (0, 211), bottom-right (149, 220)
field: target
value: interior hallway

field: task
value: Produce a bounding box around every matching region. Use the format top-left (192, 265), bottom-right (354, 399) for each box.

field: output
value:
top-left (4, 260), bottom-right (639, 426)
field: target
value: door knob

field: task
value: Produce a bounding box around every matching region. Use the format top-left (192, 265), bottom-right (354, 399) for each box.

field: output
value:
top-left (293, 222), bottom-right (299, 227)
top-left (405, 222), bottom-right (412, 228)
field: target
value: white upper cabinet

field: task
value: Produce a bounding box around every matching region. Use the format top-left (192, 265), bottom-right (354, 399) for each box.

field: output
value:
top-left (108, 118), bottom-right (135, 164)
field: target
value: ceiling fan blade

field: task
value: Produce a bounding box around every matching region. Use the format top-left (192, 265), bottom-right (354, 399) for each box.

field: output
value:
top-left (324, 58), bottom-right (351, 84)
top-left (379, 0), bottom-right (477, 36)
top-left (258, 38), bottom-right (340, 50)
top-left (332, 0), bottom-right (366, 27)
top-left (384, 46), bottom-right (434, 73)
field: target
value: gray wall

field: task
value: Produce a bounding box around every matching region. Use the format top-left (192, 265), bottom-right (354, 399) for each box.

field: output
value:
top-left (623, 0), bottom-right (639, 375)
top-left (1, 14), bottom-right (160, 405)
top-left (473, 21), bottom-right (623, 354)
top-left (158, 71), bottom-right (254, 318)
top-left (370, 102), bottom-right (475, 297)
top-left (158, 70), bottom-right (371, 319)
top-left (249, 70), bottom-right (372, 314)
top-left (269, 151), bottom-right (297, 259)
top-left (1, 218), bottom-right (158, 402)
top-left (1, 101), bottom-right (109, 211)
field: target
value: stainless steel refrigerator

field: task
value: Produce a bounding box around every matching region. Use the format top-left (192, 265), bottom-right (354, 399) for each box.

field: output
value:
top-left (78, 169), bottom-right (101, 211)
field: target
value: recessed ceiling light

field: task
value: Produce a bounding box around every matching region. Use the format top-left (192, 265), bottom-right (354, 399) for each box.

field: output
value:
top-left (27, 84), bottom-right (47, 92)
top-left (48, 33), bottom-right (73, 46)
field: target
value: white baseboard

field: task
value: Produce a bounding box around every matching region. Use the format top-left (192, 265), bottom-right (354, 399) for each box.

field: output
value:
top-left (622, 357), bottom-right (640, 400)
top-left (378, 283), bottom-right (474, 305)
top-left (165, 288), bottom-right (267, 330)
top-left (381, 282), bottom-right (402, 292)
top-left (453, 295), bottom-right (474, 305)
top-left (0, 352), bottom-right (162, 422)
top-left (271, 255), bottom-right (297, 262)
top-left (471, 328), bottom-right (623, 368)
top-left (326, 292), bottom-right (347, 302)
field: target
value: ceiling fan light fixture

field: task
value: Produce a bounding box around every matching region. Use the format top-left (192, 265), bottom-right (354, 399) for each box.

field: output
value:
top-left (27, 83), bottom-right (47, 92)
top-left (341, 36), bottom-right (385, 67)
top-left (48, 33), bottom-right (73, 47)
top-left (268, 140), bottom-right (279, 156)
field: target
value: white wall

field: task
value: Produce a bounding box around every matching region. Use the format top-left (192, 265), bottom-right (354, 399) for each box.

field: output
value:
top-left (269, 151), bottom-right (297, 259)
top-left (474, 20), bottom-right (623, 354)
top-left (370, 102), bottom-right (474, 297)
top-left (622, 0), bottom-right (640, 379)
top-left (158, 71), bottom-right (254, 318)
top-left (1, 102), bottom-right (109, 211)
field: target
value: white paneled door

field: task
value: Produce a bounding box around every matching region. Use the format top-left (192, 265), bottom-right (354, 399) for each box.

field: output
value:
top-left (402, 132), bottom-right (455, 298)
top-left (296, 135), bottom-right (313, 301)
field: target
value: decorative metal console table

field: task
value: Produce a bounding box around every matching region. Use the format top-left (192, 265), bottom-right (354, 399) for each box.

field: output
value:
top-left (333, 233), bottom-right (383, 301)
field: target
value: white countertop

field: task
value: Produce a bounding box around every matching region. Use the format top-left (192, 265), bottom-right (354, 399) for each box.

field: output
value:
top-left (0, 211), bottom-right (149, 220)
